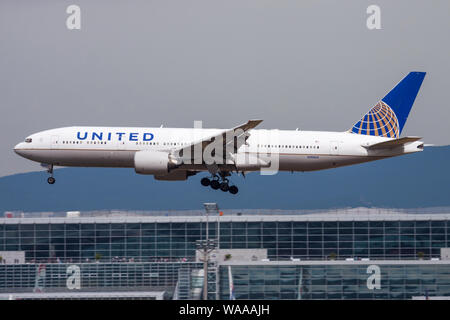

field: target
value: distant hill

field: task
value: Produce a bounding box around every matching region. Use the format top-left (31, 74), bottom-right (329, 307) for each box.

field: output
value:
top-left (0, 146), bottom-right (449, 212)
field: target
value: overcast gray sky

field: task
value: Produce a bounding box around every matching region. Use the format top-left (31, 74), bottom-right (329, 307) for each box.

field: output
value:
top-left (1, 0), bottom-right (449, 177)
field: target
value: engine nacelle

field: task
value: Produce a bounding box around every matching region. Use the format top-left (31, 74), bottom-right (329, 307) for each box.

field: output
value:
top-left (134, 151), bottom-right (172, 175)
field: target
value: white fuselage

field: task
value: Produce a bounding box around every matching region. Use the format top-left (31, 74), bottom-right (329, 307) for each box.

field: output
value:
top-left (14, 126), bottom-right (423, 174)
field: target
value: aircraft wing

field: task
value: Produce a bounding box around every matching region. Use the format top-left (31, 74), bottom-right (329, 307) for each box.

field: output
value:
top-left (172, 119), bottom-right (263, 162)
top-left (362, 136), bottom-right (422, 150)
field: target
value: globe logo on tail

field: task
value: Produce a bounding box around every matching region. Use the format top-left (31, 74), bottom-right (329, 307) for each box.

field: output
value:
top-left (350, 101), bottom-right (400, 138)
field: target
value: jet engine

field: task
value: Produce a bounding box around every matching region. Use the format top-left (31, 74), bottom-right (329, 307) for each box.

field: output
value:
top-left (134, 151), bottom-right (179, 175)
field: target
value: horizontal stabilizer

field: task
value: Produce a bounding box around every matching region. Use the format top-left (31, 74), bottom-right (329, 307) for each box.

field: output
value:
top-left (362, 136), bottom-right (422, 150)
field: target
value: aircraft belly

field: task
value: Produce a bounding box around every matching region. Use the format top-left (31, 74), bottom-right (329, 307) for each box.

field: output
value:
top-left (278, 154), bottom-right (384, 171)
top-left (21, 149), bottom-right (386, 172)
top-left (179, 153), bottom-right (386, 173)
top-left (21, 149), bottom-right (135, 167)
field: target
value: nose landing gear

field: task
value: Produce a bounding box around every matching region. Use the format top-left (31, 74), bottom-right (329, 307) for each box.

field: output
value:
top-left (46, 165), bottom-right (55, 184)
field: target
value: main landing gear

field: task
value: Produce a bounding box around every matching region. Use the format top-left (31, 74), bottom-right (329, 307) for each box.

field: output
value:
top-left (200, 176), bottom-right (239, 194)
top-left (46, 165), bottom-right (55, 184)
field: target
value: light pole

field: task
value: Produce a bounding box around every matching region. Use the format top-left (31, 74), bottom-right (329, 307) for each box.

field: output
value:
top-left (196, 239), bottom-right (217, 300)
top-left (198, 203), bottom-right (219, 300)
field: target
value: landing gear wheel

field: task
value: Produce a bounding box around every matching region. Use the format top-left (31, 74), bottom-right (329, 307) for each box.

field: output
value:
top-left (228, 185), bottom-right (238, 194)
top-left (220, 182), bottom-right (229, 192)
top-left (46, 164), bottom-right (55, 185)
top-left (200, 177), bottom-right (210, 186)
top-left (210, 180), bottom-right (220, 190)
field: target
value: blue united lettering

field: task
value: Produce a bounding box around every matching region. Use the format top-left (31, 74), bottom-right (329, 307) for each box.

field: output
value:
top-left (77, 132), bottom-right (88, 140)
top-left (116, 132), bottom-right (125, 141)
top-left (77, 131), bottom-right (154, 142)
top-left (129, 133), bottom-right (138, 141)
top-left (92, 132), bottom-right (103, 140)
top-left (143, 133), bottom-right (154, 141)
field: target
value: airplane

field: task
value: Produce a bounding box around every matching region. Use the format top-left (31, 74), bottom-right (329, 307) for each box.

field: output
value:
top-left (14, 71), bottom-right (426, 195)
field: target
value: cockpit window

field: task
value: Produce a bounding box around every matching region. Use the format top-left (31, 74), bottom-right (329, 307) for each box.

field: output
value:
top-left (25, 138), bottom-right (32, 143)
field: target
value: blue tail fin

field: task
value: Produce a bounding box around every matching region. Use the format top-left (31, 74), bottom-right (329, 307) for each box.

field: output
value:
top-left (349, 72), bottom-right (426, 138)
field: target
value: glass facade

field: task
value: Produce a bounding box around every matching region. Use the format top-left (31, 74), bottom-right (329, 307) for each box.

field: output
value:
top-left (1, 214), bottom-right (449, 262)
top-left (2, 210), bottom-right (449, 299)
top-left (2, 260), bottom-right (449, 300)
top-left (0, 262), bottom-right (205, 297)
top-left (219, 262), bottom-right (450, 300)
top-left (0, 221), bottom-right (212, 262)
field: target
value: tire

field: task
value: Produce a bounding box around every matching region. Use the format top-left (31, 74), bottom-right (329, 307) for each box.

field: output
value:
top-left (210, 180), bottom-right (220, 190)
top-left (200, 177), bottom-right (210, 186)
top-left (47, 177), bottom-right (56, 185)
top-left (220, 183), bottom-right (229, 192)
top-left (229, 185), bottom-right (238, 194)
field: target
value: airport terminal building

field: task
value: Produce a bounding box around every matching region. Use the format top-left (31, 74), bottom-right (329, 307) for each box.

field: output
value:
top-left (1, 207), bottom-right (450, 300)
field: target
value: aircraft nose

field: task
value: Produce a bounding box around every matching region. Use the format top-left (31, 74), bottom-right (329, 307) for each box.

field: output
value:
top-left (14, 142), bottom-right (25, 156)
